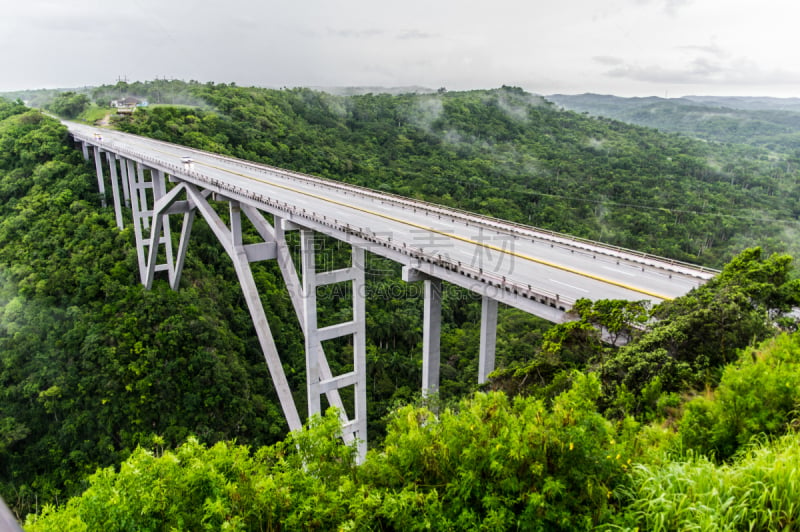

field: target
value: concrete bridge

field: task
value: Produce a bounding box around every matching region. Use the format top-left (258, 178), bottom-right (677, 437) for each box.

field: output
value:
top-left (66, 121), bottom-right (716, 460)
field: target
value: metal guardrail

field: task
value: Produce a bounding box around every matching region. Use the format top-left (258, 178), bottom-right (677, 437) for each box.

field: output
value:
top-left (259, 169), bottom-right (718, 278)
top-left (72, 132), bottom-right (573, 311)
top-left (92, 130), bottom-right (718, 280)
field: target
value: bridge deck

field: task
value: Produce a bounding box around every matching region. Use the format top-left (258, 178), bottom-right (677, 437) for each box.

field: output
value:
top-left (67, 122), bottom-right (715, 316)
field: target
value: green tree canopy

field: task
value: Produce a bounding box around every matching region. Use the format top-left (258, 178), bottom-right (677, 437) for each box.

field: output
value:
top-left (46, 92), bottom-right (89, 119)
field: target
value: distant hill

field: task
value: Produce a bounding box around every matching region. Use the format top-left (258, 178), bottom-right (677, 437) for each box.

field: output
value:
top-left (548, 93), bottom-right (800, 153)
top-left (311, 85), bottom-right (436, 96)
top-left (0, 87), bottom-right (94, 108)
top-left (683, 95), bottom-right (800, 112)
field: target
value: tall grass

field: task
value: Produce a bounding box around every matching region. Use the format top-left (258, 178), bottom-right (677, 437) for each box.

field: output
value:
top-left (608, 432), bottom-right (800, 531)
top-left (76, 104), bottom-right (113, 124)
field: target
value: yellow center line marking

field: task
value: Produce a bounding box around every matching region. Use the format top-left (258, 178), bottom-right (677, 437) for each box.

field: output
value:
top-left (131, 137), bottom-right (673, 301)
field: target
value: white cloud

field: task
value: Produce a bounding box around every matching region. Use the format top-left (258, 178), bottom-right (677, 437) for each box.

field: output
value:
top-left (633, 0), bottom-right (692, 15)
top-left (397, 30), bottom-right (438, 41)
top-left (2, 0), bottom-right (800, 96)
top-left (328, 28), bottom-right (385, 39)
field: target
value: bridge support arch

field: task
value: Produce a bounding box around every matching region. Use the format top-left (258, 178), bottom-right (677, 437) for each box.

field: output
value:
top-left (90, 151), bottom-right (371, 459)
top-left (76, 133), bottom-right (555, 462)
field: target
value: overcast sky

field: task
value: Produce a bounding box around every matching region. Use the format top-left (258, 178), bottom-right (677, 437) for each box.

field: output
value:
top-left (2, 0), bottom-right (800, 97)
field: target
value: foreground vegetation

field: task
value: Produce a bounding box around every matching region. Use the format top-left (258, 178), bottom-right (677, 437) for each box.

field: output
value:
top-left (25, 335), bottom-right (800, 530)
top-left (2, 82), bottom-right (800, 529)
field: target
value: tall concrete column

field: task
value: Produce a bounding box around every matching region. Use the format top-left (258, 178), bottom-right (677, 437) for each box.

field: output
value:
top-left (352, 246), bottom-right (368, 458)
top-left (171, 208), bottom-right (195, 291)
top-left (125, 160), bottom-right (147, 283)
top-left (478, 296), bottom-right (498, 384)
top-left (105, 152), bottom-right (124, 229)
top-left (93, 146), bottom-right (106, 207)
top-left (274, 217), bottom-right (366, 460)
top-left (142, 170), bottom-right (177, 289)
top-left (422, 278), bottom-right (442, 396)
top-left (300, 229), bottom-right (321, 417)
top-left (136, 163), bottom-right (150, 230)
top-left (117, 155), bottom-right (131, 207)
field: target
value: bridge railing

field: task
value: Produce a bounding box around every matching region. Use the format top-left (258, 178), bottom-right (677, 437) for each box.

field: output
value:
top-left (204, 177), bottom-right (575, 313)
top-left (73, 131), bottom-right (574, 311)
top-left (112, 132), bottom-right (718, 280)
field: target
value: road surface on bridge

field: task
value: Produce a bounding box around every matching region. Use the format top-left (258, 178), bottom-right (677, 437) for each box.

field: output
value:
top-left (67, 121), bottom-right (716, 311)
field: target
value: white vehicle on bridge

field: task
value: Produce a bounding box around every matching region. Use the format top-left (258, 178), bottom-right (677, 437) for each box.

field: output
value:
top-left (181, 156), bottom-right (194, 170)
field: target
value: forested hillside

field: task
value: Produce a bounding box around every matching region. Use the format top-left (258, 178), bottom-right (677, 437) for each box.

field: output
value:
top-left (549, 93), bottom-right (800, 155)
top-left (3, 83), bottom-right (800, 529)
top-left (0, 99), bottom-right (301, 514)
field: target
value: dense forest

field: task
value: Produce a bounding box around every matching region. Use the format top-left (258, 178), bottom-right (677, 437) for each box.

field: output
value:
top-left (2, 82), bottom-right (800, 529)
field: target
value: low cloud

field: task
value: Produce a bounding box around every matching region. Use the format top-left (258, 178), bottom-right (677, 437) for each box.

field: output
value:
top-left (593, 56), bottom-right (624, 66)
top-left (633, 0), bottom-right (692, 15)
top-left (408, 96), bottom-right (444, 131)
top-left (328, 28), bottom-right (384, 38)
top-left (604, 55), bottom-right (800, 86)
top-left (397, 30), bottom-right (438, 40)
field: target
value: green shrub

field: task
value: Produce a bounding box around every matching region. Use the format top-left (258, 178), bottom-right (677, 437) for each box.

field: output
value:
top-left (25, 412), bottom-right (357, 531)
top-left (27, 378), bottom-right (629, 531)
top-left (609, 431), bottom-right (800, 531)
top-left (359, 374), bottom-right (626, 530)
top-left (678, 333), bottom-right (800, 460)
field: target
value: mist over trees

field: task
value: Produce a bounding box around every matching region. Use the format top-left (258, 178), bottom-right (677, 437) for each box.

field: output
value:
top-left (3, 83), bottom-right (800, 529)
